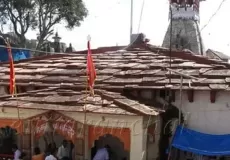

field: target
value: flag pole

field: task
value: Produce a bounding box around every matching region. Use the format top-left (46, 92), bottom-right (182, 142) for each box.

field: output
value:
top-left (82, 35), bottom-right (91, 160)
top-left (4, 38), bottom-right (22, 147)
top-left (4, 38), bottom-right (18, 114)
top-left (83, 35), bottom-right (96, 160)
top-left (83, 73), bottom-right (88, 160)
top-left (83, 72), bottom-right (87, 160)
top-left (130, 0), bottom-right (133, 43)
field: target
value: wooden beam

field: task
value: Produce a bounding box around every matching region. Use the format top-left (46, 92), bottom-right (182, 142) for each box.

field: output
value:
top-left (187, 90), bottom-right (194, 102)
top-left (171, 90), bottom-right (175, 102)
top-left (210, 90), bottom-right (217, 103)
top-left (151, 90), bottom-right (156, 101)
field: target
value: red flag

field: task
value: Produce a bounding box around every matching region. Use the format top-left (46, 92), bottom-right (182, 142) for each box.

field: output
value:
top-left (6, 41), bottom-right (15, 96)
top-left (87, 40), bottom-right (96, 95)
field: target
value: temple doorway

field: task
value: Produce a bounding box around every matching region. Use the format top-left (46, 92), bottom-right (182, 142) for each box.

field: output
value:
top-left (0, 126), bottom-right (18, 155)
top-left (30, 111), bottom-right (77, 155)
top-left (91, 134), bottom-right (129, 160)
top-left (35, 133), bottom-right (65, 153)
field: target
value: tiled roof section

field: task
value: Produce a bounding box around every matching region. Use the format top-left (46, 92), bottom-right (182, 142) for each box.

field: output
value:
top-left (0, 45), bottom-right (127, 65)
top-left (206, 49), bottom-right (230, 60)
top-left (0, 88), bottom-right (159, 116)
top-left (0, 44), bottom-right (230, 90)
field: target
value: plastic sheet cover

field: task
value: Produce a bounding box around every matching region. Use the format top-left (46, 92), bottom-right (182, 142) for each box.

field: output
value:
top-left (172, 125), bottom-right (230, 156)
top-left (0, 48), bottom-right (30, 62)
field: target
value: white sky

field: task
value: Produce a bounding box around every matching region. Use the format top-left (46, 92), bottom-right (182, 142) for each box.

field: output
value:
top-left (7, 0), bottom-right (230, 54)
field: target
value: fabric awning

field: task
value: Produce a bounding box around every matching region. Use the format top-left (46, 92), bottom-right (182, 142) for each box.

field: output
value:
top-left (172, 125), bottom-right (230, 156)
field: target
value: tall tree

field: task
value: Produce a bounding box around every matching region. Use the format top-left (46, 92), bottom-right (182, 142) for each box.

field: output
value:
top-left (36, 0), bottom-right (88, 49)
top-left (0, 0), bottom-right (37, 47)
top-left (0, 0), bottom-right (87, 49)
top-left (0, 3), bottom-right (7, 34)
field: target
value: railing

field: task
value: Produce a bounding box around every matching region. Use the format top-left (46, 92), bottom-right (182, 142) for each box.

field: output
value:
top-left (0, 154), bottom-right (14, 160)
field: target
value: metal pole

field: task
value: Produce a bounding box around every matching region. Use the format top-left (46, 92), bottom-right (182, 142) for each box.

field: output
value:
top-left (83, 36), bottom-right (90, 160)
top-left (169, 5), bottom-right (172, 84)
top-left (167, 4), bottom-right (173, 107)
top-left (130, 0), bottom-right (133, 43)
top-left (83, 103), bottom-right (87, 160)
top-left (166, 68), bottom-right (200, 80)
top-left (179, 76), bottom-right (183, 124)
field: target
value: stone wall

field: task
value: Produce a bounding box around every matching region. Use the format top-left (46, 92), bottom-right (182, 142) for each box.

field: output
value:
top-left (162, 19), bottom-right (205, 55)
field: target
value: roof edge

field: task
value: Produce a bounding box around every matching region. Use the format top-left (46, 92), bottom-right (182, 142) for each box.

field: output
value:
top-left (146, 44), bottom-right (230, 68)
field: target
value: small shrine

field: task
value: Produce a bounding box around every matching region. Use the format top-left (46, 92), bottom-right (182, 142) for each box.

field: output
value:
top-left (52, 32), bottom-right (62, 53)
top-left (0, 88), bottom-right (159, 160)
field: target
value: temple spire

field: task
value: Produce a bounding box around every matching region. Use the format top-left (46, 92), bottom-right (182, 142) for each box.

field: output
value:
top-left (162, 0), bottom-right (206, 55)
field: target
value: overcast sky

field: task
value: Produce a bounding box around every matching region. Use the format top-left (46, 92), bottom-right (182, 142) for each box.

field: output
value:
top-left (7, 0), bottom-right (230, 54)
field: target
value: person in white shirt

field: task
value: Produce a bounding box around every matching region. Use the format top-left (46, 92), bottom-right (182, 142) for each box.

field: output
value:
top-left (57, 140), bottom-right (69, 160)
top-left (45, 149), bottom-right (57, 160)
top-left (12, 144), bottom-right (21, 160)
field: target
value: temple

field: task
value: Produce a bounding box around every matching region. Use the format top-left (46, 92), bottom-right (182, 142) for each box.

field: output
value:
top-left (162, 0), bottom-right (206, 55)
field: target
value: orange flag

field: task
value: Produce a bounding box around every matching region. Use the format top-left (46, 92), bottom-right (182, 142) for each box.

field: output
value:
top-left (87, 39), bottom-right (96, 95)
top-left (6, 41), bottom-right (15, 96)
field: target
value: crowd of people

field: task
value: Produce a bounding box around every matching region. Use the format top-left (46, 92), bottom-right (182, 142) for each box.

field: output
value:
top-left (12, 139), bottom-right (74, 160)
top-left (12, 139), bottom-right (127, 160)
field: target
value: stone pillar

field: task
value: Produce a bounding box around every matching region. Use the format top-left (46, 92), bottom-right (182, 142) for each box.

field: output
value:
top-left (146, 116), bottom-right (162, 160)
top-left (130, 117), bottom-right (146, 160)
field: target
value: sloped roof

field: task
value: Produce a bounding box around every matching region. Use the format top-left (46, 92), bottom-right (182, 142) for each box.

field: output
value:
top-left (206, 49), bottom-right (230, 60)
top-left (0, 44), bottom-right (230, 90)
top-left (0, 88), bottom-right (159, 116)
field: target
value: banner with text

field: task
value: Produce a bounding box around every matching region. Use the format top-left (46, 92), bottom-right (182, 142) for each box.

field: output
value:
top-left (33, 120), bottom-right (76, 141)
top-left (0, 119), bottom-right (22, 133)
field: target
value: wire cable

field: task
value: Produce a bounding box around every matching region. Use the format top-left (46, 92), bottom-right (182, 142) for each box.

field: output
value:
top-left (181, 0), bottom-right (227, 52)
top-left (120, 0), bottom-right (148, 51)
top-left (137, 0), bottom-right (146, 33)
top-left (200, 0), bottom-right (227, 31)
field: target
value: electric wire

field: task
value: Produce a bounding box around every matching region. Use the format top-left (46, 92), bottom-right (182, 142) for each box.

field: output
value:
top-left (182, 0), bottom-right (227, 52)
top-left (200, 0), bottom-right (227, 31)
top-left (137, 0), bottom-right (146, 33)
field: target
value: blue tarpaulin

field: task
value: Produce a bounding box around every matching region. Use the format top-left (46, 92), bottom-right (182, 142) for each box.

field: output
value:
top-left (0, 47), bottom-right (31, 62)
top-left (172, 125), bottom-right (230, 156)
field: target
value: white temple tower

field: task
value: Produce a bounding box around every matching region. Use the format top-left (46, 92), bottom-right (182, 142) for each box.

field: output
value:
top-left (162, 0), bottom-right (206, 55)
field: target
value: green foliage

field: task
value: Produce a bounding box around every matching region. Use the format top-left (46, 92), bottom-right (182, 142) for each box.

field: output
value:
top-left (60, 0), bottom-right (88, 29)
top-left (0, 0), bottom-right (88, 48)
top-left (0, 0), bottom-right (37, 46)
top-left (36, 0), bottom-right (87, 49)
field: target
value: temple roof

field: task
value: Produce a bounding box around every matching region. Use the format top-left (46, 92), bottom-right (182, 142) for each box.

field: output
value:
top-left (0, 44), bottom-right (230, 91)
top-left (0, 88), bottom-right (159, 116)
top-left (206, 49), bottom-right (230, 60)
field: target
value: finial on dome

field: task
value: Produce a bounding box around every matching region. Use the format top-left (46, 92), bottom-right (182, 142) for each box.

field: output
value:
top-left (87, 35), bottom-right (91, 41)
